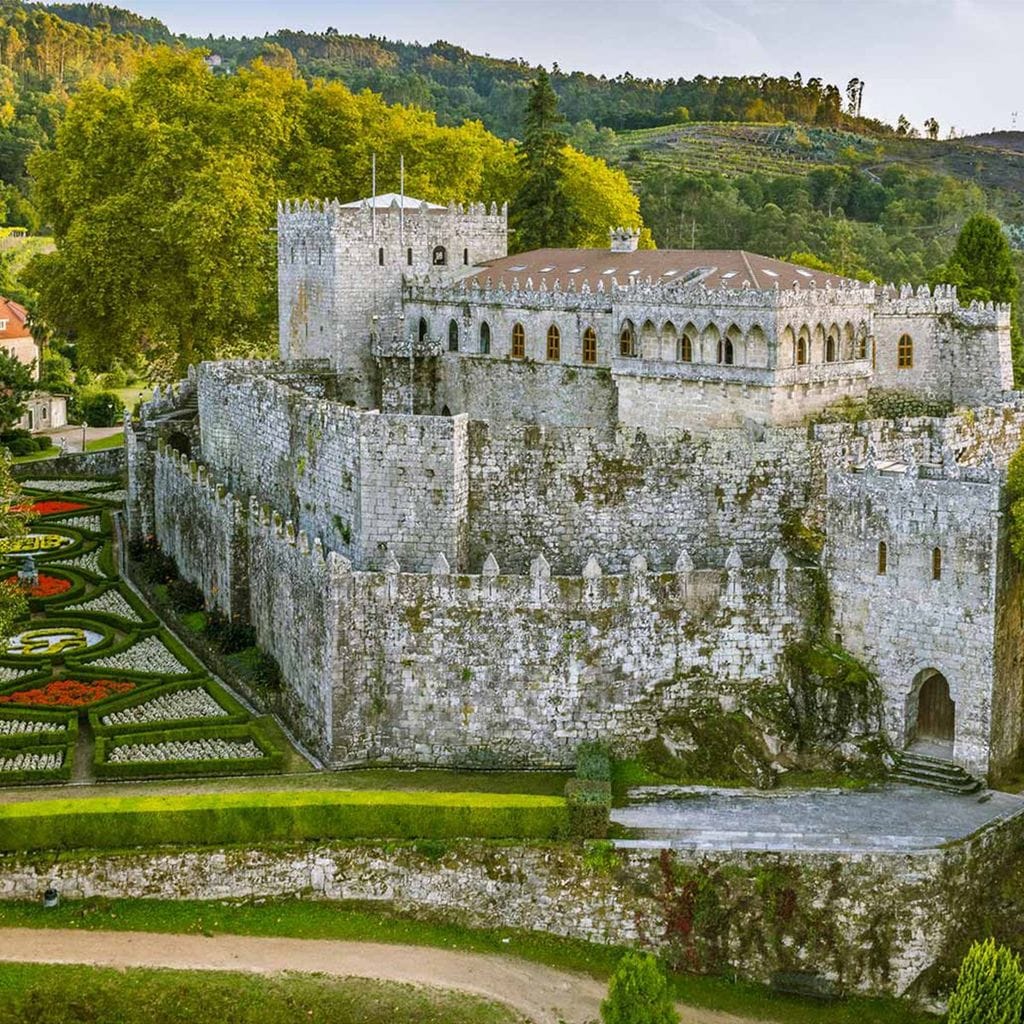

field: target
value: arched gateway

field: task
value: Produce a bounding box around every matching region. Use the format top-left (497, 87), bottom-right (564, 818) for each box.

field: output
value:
top-left (908, 668), bottom-right (955, 745)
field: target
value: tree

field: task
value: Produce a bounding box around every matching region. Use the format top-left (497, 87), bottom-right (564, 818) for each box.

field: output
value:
top-left (562, 147), bottom-right (650, 248)
top-left (924, 117), bottom-right (939, 140)
top-left (511, 67), bottom-right (574, 250)
top-left (0, 349), bottom-right (36, 433)
top-left (941, 214), bottom-right (1019, 304)
top-left (947, 939), bottom-right (1024, 1024)
top-left (600, 952), bottom-right (678, 1024)
top-left (896, 114), bottom-right (911, 136)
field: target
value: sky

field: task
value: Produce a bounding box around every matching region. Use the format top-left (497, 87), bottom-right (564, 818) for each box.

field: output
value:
top-left (124, 0), bottom-right (1023, 136)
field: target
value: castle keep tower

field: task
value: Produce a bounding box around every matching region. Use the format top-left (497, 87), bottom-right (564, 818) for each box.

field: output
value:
top-left (278, 195), bottom-right (507, 406)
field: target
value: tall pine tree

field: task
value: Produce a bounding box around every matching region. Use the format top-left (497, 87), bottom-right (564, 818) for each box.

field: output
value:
top-left (511, 68), bottom-right (574, 250)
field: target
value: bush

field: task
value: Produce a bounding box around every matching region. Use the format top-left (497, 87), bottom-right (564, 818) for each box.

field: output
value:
top-left (166, 578), bottom-right (204, 613)
top-left (576, 741), bottom-right (612, 781)
top-left (79, 390), bottom-right (126, 427)
top-left (947, 939), bottom-right (1024, 1024)
top-left (0, 789), bottom-right (569, 851)
top-left (565, 778), bottom-right (612, 840)
top-left (137, 548), bottom-right (178, 585)
top-left (5, 436), bottom-right (39, 456)
top-left (601, 952), bottom-right (678, 1024)
top-left (205, 609), bottom-right (257, 653)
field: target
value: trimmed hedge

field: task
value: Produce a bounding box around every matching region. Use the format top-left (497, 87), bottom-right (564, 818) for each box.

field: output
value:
top-left (575, 742), bottom-right (612, 782)
top-left (565, 778), bottom-right (612, 840)
top-left (0, 708), bottom-right (77, 750)
top-left (93, 722), bottom-right (284, 780)
top-left (89, 678), bottom-right (250, 735)
top-left (0, 789), bottom-right (569, 851)
top-left (51, 582), bottom-right (157, 629)
top-left (0, 741), bottom-right (73, 786)
top-left (68, 625), bottom-right (204, 678)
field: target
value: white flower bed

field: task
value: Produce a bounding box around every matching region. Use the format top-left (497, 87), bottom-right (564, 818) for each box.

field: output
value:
top-left (0, 750), bottom-right (63, 772)
top-left (54, 549), bottom-right (107, 577)
top-left (0, 717), bottom-right (66, 736)
top-left (101, 687), bottom-right (227, 727)
top-left (51, 515), bottom-right (103, 533)
top-left (21, 479), bottom-right (108, 493)
top-left (88, 634), bottom-right (191, 675)
top-left (107, 738), bottom-right (262, 764)
top-left (0, 666), bottom-right (30, 683)
top-left (92, 489), bottom-right (127, 504)
top-left (65, 589), bottom-right (142, 623)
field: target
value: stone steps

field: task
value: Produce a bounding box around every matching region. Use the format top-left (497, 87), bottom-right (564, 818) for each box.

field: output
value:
top-left (891, 752), bottom-right (984, 795)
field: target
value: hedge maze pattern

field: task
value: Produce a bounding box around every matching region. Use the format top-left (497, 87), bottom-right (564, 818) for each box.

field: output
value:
top-left (0, 478), bottom-right (282, 785)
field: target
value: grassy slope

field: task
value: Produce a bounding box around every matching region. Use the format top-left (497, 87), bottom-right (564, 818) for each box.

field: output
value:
top-left (0, 898), bottom-right (936, 1024)
top-left (0, 963), bottom-right (520, 1024)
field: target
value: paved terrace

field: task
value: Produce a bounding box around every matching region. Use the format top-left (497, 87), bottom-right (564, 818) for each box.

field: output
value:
top-left (612, 783), bottom-right (1024, 854)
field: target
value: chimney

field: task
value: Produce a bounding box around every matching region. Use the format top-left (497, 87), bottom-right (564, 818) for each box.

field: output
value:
top-left (609, 226), bottom-right (640, 253)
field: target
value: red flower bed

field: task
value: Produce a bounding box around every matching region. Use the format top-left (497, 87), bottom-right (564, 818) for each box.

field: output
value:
top-left (11, 500), bottom-right (89, 516)
top-left (0, 679), bottom-right (135, 708)
top-left (3, 573), bottom-right (72, 598)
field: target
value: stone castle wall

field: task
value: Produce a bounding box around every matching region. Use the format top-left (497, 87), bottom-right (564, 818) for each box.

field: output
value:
top-left (7, 813), bottom-right (1024, 998)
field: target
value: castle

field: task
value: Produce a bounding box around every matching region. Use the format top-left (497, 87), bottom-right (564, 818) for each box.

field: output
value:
top-left (127, 193), bottom-right (1024, 782)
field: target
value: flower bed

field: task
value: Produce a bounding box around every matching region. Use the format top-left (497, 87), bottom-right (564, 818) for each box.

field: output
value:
top-left (0, 717), bottom-right (68, 737)
top-left (0, 749), bottom-right (63, 772)
top-left (100, 686), bottom-right (229, 728)
top-left (0, 678), bottom-right (135, 708)
top-left (3, 574), bottom-right (72, 599)
top-left (108, 737), bottom-right (263, 764)
top-left (50, 514), bottom-right (103, 533)
top-left (11, 500), bottom-right (89, 516)
top-left (82, 634), bottom-right (194, 677)
top-left (90, 489), bottom-right (127, 504)
top-left (0, 533), bottom-right (76, 555)
top-left (59, 586), bottom-right (147, 625)
top-left (52, 548), bottom-right (107, 578)
top-left (20, 479), bottom-right (111, 493)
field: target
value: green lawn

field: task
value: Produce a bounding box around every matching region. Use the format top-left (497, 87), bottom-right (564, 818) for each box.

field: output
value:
top-left (10, 446), bottom-right (59, 465)
top-left (0, 963), bottom-right (519, 1024)
top-left (0, 899), bottom-right (938, 1024)
top-left (85, 431), bottom-right (124, 451)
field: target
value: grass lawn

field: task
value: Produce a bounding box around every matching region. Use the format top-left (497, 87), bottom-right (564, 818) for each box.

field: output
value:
top-left (10, 446), bottom-right (59, 464)
top-left (0, 899), bottom-right (938, 1024)
top-left (0, 963), bottom-right (519, 1024)
top-left (113, 386), bottom-right (153, 411)
top-left (85, 432), bottom-right (124, 451)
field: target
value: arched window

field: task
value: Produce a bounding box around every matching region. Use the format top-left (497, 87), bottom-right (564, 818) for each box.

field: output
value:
top-left (662, 321), bottom-right (678, 361)
top-left (878, 541), bottom-right (888, 576)
top-left (797, 326), bottom-right (810, 365)
top-left (546, 324), bottom-right (561, 361)
top-left (825, 333), bottom-right (837, 362)
top-left (680, 323), bottom-right (697, 363)
top-left (856, 325), bottom-right (869, 360)
top-left (417, 317), bottom-right (428, 345)
top-left (717, 336), bottom-right (734, 365)
top-left (619, 320), bottom-right (635, 357)
top-left (406, 247), bottom-right (413, 266)
top-left (378, 247), bottom-right (384, 267)
top-left (432, 245), bottom-right (447, 266)
top-left (448, 319), bottom-right (459, 352)
top-left (463, 247), bottom-right (469, 265)
top-left (582, 327), bottom-right (597, 364)
top-left (479, 321), bottom-right (491, 354)
top-left (843, 322), bottom-right (855, 360)
top-left (640, 319), bottom-right (657, 358)
top-left (898, 333), bottom-right (913, 369)
top-left (511, 323), bottom-right (525, 359)
top-left (932, 547), bottom-right (942, 581)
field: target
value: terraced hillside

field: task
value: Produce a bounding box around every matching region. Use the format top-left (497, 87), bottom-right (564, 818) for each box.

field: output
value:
top-left (611, 122), bottom-right (1024, 221)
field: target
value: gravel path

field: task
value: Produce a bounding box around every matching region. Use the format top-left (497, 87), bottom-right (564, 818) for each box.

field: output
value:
top-left (0, 928), bottom-right (765, 1024)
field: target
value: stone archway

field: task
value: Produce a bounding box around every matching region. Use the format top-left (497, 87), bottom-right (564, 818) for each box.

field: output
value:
top-left (166, 431), bottom-right (192, 458)
top-left (907, 668), bottom-right (955, 746)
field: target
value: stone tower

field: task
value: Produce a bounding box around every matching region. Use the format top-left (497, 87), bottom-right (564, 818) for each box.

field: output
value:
top-left (277, 195), bottom-right (507, 406)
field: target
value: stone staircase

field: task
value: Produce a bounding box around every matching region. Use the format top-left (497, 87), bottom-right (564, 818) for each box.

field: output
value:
top-left (892, 750), bottom-right (984, 795)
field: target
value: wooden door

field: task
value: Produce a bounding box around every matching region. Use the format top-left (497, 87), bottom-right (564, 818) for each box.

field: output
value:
top-left (917, 673), bottom-right (955, 741)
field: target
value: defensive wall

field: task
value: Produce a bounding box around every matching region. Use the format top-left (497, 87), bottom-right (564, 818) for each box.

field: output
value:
top-left (151, 443), bottom-right (814, 766)
top-left (4, 803), bottom-right (1024, 998)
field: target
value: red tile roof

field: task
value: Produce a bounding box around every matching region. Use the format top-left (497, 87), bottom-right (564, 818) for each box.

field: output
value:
top-left (0, 297), bottom-right (31, 340)
top-left (465, 249), bottom-right (859, 292)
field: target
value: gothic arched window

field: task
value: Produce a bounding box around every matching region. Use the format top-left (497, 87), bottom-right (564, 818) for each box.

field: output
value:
top-left (448, 319), bottom-right (459, 352)
top-left (511, 323), bottom-right (525, 359)
top-left (898, 333), bottom-right (913, 368)
top-left (582, 327), bottom-right (597, 364)
top-left (480, 321), bottom-right (491, 354)
top-left (546, 324), bottom-right (561, 361)
top-left (418, 318), bottom-right (428, 344)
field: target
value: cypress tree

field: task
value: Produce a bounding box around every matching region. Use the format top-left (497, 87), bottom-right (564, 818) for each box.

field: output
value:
top-left (511, 67), bottom-right (574, 250)
top-left (947, 938), bottom-right (1024, 1024)
top-left (944, 213), bottom-right (1019, 304)
top-left (600, 951), bottom-right (679, 1024)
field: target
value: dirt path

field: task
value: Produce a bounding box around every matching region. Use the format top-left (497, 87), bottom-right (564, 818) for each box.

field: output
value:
top-left (0, 928), bottom-right (765, 1024)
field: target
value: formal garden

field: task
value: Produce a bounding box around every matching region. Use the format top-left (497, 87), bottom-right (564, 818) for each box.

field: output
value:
top-left (0, 476), bottom-right (286, 787)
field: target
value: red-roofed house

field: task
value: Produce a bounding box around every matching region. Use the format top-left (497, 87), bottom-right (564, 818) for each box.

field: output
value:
top-left (0, 297), bottom-right (39, 380)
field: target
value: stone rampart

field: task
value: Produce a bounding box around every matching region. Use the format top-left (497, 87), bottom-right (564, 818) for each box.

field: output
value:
top-left (6, 812), bottom-right (1024, 998)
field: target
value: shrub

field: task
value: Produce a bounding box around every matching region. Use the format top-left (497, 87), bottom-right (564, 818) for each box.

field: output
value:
top-left (205, 609), bottom-right (257, 653)
top-left (166, 578), bottom-right (204, 613)
top-left (5, 436), bottom-right (40, 456)
top-left (79, 391), bottom-right (126, 427)
top-left (565, 778), bottom-right (611, 840)
top-left (576, 741), bottom-right (612, 781)
top-left (947, 939), bottom-right (1024, 1024)
top-left (137, 548), bottom-right (177, 585)
top-left (601, 951), bottom-right (678, 1024)
top-left (252, 650), bottom-right (282, 690)
top-left (0, 789), bottom-right (569, 851)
